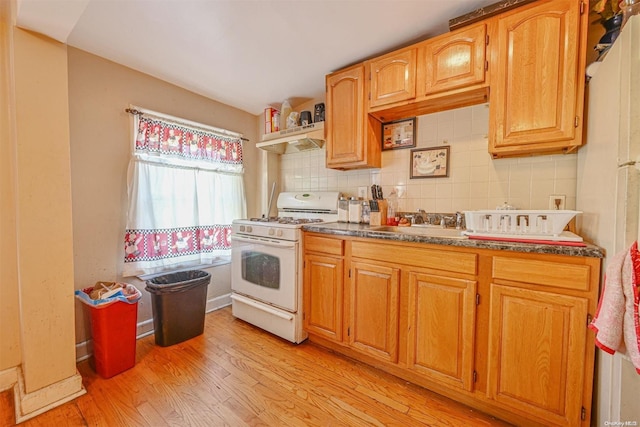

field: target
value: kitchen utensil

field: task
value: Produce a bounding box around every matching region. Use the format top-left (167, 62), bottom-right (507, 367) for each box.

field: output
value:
top-left (372, 185), bottom-right (383, 200)
top-left (265, 181), bottom-right (276, 218)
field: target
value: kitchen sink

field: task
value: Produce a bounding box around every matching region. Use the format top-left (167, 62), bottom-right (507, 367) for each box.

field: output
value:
top-left (368, 225), bottom-right (468, 239)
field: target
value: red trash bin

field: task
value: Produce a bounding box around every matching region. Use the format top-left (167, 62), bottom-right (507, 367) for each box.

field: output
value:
top-left (76, 283), bottom-right (142, 379)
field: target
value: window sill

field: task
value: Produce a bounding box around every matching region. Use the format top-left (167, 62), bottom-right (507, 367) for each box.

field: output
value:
top-left (136, 256), bottom-right (231, 281)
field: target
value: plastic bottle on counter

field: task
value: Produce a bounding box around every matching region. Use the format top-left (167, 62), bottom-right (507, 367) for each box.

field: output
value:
top-left (348, 197), bottom-right (362, 223)
top-left (386, 189), bottom-right (398, 225)
top-left (280, 100), bottom-right (292, 130)
top-left (338, 196), bottom-right (349, 223)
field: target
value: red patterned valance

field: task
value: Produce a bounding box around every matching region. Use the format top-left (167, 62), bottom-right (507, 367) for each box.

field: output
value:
top-left (135, 116), bottom-right (243, 169)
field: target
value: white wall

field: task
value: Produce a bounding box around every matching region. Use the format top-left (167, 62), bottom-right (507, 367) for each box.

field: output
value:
top-left (281, 104), bottom-right (577, 212)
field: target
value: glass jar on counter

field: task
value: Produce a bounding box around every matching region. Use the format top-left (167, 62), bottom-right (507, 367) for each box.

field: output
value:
top-left (348, 197), bottom-right (362, 223)
top-left (338, 196), bottom-right (349, 222)
top-left (361, 201), bottom-right (370, 224)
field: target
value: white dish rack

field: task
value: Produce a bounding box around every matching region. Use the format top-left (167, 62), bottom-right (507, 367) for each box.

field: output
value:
top-left (463, 210), bottom-right (582, 241)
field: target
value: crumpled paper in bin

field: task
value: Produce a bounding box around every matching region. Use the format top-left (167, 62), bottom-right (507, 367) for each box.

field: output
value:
top-left (75, 282), bottom-right (141, 308)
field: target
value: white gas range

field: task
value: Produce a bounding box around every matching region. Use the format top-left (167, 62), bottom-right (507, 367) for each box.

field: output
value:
top-left (230, 191), bottom-right (339, 343)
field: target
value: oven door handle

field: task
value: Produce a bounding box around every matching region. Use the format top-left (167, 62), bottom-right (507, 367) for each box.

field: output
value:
top-left (231, 294), bottom-right (294, 321)
top-left (231, 234), bottom-right (296, 249)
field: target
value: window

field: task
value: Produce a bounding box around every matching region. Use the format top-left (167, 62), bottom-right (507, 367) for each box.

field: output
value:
top-left (122, 106), bottom-right (246, 276)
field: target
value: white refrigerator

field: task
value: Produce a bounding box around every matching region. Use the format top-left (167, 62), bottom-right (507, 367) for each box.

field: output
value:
top-left (577, 14), bottom-right (640, 425)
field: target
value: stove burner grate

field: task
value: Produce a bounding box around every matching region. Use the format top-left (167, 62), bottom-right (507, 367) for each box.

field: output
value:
top-left (247, 216), bottom-right (324, 225)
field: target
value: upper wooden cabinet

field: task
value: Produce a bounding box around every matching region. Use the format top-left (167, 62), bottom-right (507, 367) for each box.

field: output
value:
top-left (325, 0), bottom-right (589, 166)
top-left (367, 48), bottom-right (417, 108)
top-left (488, 0), bottom-right (588, 157)
top-left (416, 23), bottom-right (487, 97)
top-left (325, 64), bottom-right (381, 169)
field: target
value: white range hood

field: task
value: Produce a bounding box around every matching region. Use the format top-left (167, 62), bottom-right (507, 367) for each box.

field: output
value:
top-left (257, 122), bottom-right (325, 154)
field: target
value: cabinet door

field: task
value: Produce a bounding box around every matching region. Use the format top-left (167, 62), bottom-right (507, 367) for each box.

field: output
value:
top-left (487, 284), bottom-right (588, 426)
top-left (368, 49), bottom-right (416, 109)
top-left (349, 261), bottom-right (400, 363)
top-left (417, 23), bottom-right (486, 96)
top-left (407, 272), bottom-right (477, 391)
top-left (489, 0), bottom-right (586, 157)
top-left (303, 253), bottom-right (343, 342)
top-left (326, 65), bottom-right (381, 169)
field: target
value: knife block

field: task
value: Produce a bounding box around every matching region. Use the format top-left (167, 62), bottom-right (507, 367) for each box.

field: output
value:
top-left (370, 200), bottom-right (388, 226)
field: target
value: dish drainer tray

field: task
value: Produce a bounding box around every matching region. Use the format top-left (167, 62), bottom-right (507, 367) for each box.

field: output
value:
top-left (463, 230), bottom-right (583, 242)
top-left (464, 210), bottom-right (580, 237)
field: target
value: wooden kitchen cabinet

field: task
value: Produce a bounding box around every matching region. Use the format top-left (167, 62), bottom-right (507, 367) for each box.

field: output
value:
top-left (487, 284), bottom-right (588, 426)
top-left (303, 236), bottom-right (344, 342)
top-left (416, 23), bottom-right (487, 97)
top-left (348, 240), bottom-right (478, 378)
top-left (328, 0), bottom-right (589, 158)
top-left (302, 230), bottom-right (600, 426)
top-left (325, 64), bottom-right (381, 169)
top-left (366, 24), bottom-right (490, 122)
top-left (349, 260), bottom-right (400, 363)
top-left (406, 271), bottom-right (477, 391)
top-left (488, 0), bottom-right (588, 157)
top-left (487, 255), bottom-right (595, 426)
top-left (367, 48), bottom-right (416, 109)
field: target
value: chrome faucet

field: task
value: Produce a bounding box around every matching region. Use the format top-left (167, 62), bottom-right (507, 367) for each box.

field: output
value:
top-left (455, 212), bottom-right (463, 230)
top-left (413, 213), bottom-right (425, 224)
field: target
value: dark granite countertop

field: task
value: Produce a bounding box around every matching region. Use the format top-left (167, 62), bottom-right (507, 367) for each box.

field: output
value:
top-left (302, 222), bottom-right (605, 258)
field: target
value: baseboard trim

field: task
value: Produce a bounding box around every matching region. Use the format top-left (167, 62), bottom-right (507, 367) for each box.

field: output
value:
top-left (13, 367), bottom-right (86, 423)
top-left (75, 293), bottom-right (231, 361)
top-left (206, 293), bottom-right (231, 313)
top-left (0, 367), bottom-right (18, 392)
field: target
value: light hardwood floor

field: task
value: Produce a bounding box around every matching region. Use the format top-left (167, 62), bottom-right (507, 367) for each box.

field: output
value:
top-left (1, 307), bottom-right (511, 426)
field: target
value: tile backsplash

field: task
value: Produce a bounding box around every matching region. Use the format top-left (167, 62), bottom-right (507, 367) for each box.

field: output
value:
top-left (280, 104), bottom-right (577, 212)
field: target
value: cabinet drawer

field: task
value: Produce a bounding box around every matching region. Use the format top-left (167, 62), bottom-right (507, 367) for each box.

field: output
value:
top-left (492, 257), bottom-right (590, 291)
top-left (305, 235), bottom-right (344, 256)
top-left (351, 241), bottom-right (476, 275)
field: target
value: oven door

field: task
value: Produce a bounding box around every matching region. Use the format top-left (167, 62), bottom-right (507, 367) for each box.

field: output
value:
top-left (231, 234), bottom-right (298, 312)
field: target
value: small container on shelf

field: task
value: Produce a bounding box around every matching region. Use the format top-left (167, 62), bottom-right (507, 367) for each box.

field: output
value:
top-left (348, 197), bottom-right (362, 223)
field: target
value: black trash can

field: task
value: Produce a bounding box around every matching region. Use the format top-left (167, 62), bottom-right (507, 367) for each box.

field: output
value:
top-left (145, 270), bottom-right (211, 347)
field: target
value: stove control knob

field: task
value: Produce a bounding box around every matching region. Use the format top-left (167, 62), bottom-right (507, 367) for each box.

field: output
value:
top-left (268, 228), bottom-right (275, 236)
top-left (276, 230), bottom-right (283, 237)
top-left (246, 226), bottom-right (252, 233)
top-left (239, 225), bottom-right (245, 232)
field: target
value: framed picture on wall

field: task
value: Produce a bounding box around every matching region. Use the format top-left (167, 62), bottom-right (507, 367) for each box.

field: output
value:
top-left (381, 118), bottom-right (416, 150)
top-left (410, 146), bottom-right (450, 179)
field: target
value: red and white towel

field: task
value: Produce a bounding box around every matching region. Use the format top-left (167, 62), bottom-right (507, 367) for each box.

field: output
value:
top-left (589, 241), bottom-right (640, 373)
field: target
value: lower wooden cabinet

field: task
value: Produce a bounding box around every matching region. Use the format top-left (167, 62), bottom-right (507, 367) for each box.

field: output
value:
top-left (407, 271), bottom-right (476, 391)
top-left (349, 261), bottom-right (400, 363)
top-left (487, 284), bottom-right (588, 426)
top-left (303, 253), bottom-right (343, 341)
top-left (302, 232), bottom-right (600, 426)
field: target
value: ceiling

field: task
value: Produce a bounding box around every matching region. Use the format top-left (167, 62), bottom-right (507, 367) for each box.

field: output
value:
top-left (16, 0), bottom-right (499, 116)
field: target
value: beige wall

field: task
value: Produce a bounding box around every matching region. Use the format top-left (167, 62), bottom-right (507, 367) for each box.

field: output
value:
top-left (281, 104), bottom-right (577, 212)
top-left (67, 48), bottom-right (260, 343)
top-left (1, 1), bottom-right (85, 419)
top-left (13, 25), bottom-right (78, 394)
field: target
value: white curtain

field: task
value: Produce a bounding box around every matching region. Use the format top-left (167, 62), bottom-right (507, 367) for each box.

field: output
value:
top-left (123, 107), bottom-right (246, 277)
